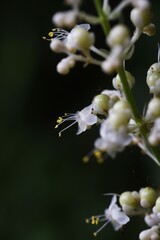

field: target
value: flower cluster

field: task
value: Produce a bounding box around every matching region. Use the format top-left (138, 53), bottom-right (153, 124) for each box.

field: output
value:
top-left (44, 0), bottom-right (160, 239)
top-left (87, 187), bottom-right (160, 239)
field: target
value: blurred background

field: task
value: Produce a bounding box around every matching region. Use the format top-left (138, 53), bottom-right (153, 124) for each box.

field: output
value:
top-left (1, 0), bottom-right (160, 239)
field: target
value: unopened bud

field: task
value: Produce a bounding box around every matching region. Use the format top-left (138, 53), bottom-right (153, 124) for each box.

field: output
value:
top-left (113, 70), bottom-right (135, 91)
top-left (130, 7), bottom-right (152, 29)
top-left (146, 97), bottom-right (160, 120)
top-left (92, 94), bottom-right (110, 115)
top-left (139, 187), bottom-right (157, 208)
top-left (107, 24), bottom-right (130, 48)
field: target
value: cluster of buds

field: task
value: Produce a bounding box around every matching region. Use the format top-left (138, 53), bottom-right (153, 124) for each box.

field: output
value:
top-left (87, 187), bottom-right (160, 239)
top-left (44, 0), bottom-right (160, 164)
top-left (45, 0), bottom-right (160, 239)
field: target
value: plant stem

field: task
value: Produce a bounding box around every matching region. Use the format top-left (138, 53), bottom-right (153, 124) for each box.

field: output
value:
top-left (94, 0), bottom-right (160, 164)
top-left (93, 0), bottom-right (110, 35)
top-left (118, 65), bottom-right (160, 164)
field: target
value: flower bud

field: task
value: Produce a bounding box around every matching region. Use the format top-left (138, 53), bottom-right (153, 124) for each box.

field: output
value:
top-left (108, 110), bottom-right (131, 129)
top-left (50, 39), bottom-right (66, 53)
top-left (139, 187), bottom-right (157, 208)
top-left (56, 56), bottom-right (75, 75)
top-left (66, 26), bottom-right (95, 51)
top-left (107, 24), bottom-right (130, 48)
top-left (145, 213), bottom-right (160, 227)
top-left (139, 226), bottom-right (160, 240)
top-left (119, 191), bottom-right (140, 209)
top-left (146, 98), bottom-right (160, 120)
top-left (153, 196), bottom-right (160, 213)
top-left (113, 70), bottom-right (135, 90)
top-left (130, 7), bottom-right (152, 29)
top-left (52, 11), bottom-right (77, 28)
top-left (146, 63), bottom-right (160, 95)
top-left (92, 94), bottom-right (110, 115)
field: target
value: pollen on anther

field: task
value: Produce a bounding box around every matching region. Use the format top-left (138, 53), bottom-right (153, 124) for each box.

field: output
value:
top-left (57, 117), bottom-right (63, 124)
top-left (85, 218), bottom-right (90, 224)
top-left (82, 156), bottom-right (90, 163)
top-left (48, 32), bottom-right (54, 37)
top-left (93, 232), bottom-right (97, 237)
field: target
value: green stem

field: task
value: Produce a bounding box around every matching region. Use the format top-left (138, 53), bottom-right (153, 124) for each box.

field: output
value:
top-left (117, 66), bottom-right (140, 122)
top-left (118, 65), bottom-right (160, 164)
top-left (93, 0), bottom-right (160, 164)
top-left (93, 0), bottom-right (110, 35)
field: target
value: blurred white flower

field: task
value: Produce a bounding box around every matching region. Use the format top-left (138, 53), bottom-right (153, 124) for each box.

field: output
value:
top-left (94, 120), bottom-right (132, 158)
top-left (55, 104), bottom-right (97, 136)
top-left (90, 195), bottom-right (130, 236)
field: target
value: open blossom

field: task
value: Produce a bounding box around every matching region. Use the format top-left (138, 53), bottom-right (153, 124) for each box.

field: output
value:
top-left (87, 195), bottom-right (130, 236)
top-left (94, 119), bottom-right (132, 158)
top-left (55, 104), bottom-right (97, 136)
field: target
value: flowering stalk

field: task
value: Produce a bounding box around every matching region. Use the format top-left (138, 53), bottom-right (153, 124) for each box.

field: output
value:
top-left (117, 65), bottom-right (160, 165)
top-left (93, 0), bottom-right (160, 165)
top-left (93, 0), bottom-right (110, 35)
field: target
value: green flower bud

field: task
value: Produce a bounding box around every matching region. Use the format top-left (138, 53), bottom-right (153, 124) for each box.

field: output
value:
top-left (154, 196), bottom-right (160, 212)
top-left (113, 70), bottom-right (135, 91)
top-left (146, 97), bottom-right (160, 120)
top-left (139, 187), bottom-right (157, 208)
top-left (108, 111), bottom-right (130, 129)
top-left (66, 26), bottom-right (95, 51)
top-left (130, 7), bottom-right (153, 29)
top-left (119, 191), bottom-right (140, 208)
top-left (92, 94), bottom-right (110, 115)
top-left (107, 24), bottom-right (130, 48)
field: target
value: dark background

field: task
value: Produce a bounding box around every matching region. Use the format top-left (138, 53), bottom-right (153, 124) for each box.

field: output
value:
top-left (1, 1), bottom-right (160, 239)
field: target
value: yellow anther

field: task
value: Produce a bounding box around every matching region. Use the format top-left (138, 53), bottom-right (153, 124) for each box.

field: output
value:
top-left (55, 125), bottom-right (58, 129)
top-left (95, 218), bottom-right (99, 225)
top-left (91, 216), bottom-right (96, 224)
top-left (82, 156), bottom-right (89, 163)
top-left (93, 232), bottom-right (97, 237)
top-left (57, 117), bottom-right (63, 124)
top-left (85, 218), bottom-right (89, 224)
top-left (48, 31), bottom-right (54, 37)
top-left (93, 150), bottom-right (102, 159)
top-left (58, 133), bottom-right (61, 137)
top-left (96, 158), bottom-right (104, 164)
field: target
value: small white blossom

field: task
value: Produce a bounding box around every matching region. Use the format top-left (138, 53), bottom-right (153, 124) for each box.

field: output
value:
top-left (88, 195), bottom-right (130, 236)
top-left (105, 195), bottom-right (130, 231)
top-left (55, 104), bottom-right (97, 136)
top-left (94, 120), bottom-right (132, 158)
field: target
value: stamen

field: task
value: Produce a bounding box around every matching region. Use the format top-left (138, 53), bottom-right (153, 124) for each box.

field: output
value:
top-left (58, 121), bottom-right (77, 137)
top-left (93, 220), bottom-right (110, 236)
top-left (82, 149), bottom-right (106, 164)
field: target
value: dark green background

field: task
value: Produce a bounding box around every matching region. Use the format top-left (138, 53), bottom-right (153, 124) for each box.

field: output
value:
top-left (1, 1), bottom-right (160, 239)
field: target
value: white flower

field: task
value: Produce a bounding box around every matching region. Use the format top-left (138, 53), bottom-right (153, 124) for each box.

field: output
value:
top-left (55, 104), bottom-right (97, 136)
top-left (94, 120), bottom-right (132, 158)
top-left (48, 24), bottom-right (90, 42)
top-left (105, 195), bottom-right (130, 230)
top-left (88, 195), bottom-right (130, 236)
